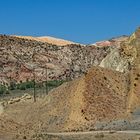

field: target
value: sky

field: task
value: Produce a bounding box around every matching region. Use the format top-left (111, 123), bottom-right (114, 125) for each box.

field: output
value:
top-left (0, 0), bottom-right (140, 44)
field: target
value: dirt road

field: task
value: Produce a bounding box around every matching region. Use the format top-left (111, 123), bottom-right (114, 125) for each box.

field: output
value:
top-left (1, 129), bottom-right (140, 140)
top-left (46, 130), bottom-right (140, 135)
top-left (44, 131), bottom-right (140, 140)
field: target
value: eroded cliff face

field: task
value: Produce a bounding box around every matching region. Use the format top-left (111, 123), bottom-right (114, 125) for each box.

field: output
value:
top-left (100, 44), bottom-right (129, 72)
top-left (99, 27), bottom-right (140, 113)
top-left (0, 35), bottom-right (115, 85)
top-left (125, 27), bottom-right (140, 112)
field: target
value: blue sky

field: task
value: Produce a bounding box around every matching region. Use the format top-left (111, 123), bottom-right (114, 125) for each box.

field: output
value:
top-left (0, 0), bottom-right (140, 44)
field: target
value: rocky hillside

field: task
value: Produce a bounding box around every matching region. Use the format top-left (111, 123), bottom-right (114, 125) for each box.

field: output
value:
top-left (0, 66), bottom-right (129, 135)
top-left (99, 27), bottom-right (140, 112)
top-left (0, 34), bottom-right (123, 86)
top-left (0, 28), bottom-right (140, 140)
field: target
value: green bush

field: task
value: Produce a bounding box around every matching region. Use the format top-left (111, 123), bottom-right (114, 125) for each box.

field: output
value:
top-left (0, 85), bottom-right (7, 95)
top-left (7, 80), bottom-right (65, 92)
top-left (5, 89), bottom-right (10, 94)
top-left (9, 81), bottom-right (16, 90)
top-left (36, 82), bottom-right (44, 88)
top-left (16, 81), bottom-right (34, 90)
top-left (16, 83), bottom-right (20, 89)
top-left (25, 81), bottom-right (34, 89)
top-left (19, 83), bottom-right (26, 90)
top-left (47, 80), bottom-right (64, 87)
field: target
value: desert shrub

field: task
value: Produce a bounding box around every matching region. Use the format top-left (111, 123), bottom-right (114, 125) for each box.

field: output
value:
top-left (16, 83), bottom-right (20, 89)
top-left (47, 80), bottom-right (56, 87)
top-left (47, 80), bottom-right (64, 87)
top-left (16, 80), bottom-right (34, 90)
top-left (0, 85), bottom-right (7, 95)
top-left (19, 83), bottom-right (26, 90)
top-left (25, 81), bottom-right (34, 89)
top-left (35, 82), bottom-right (44, 88)
top-left (9, 81), bottom-right (16, 90)
top-left (11, 80), bottom-right (65, 91)
top-left (5, 89), bottom-right (10, 94)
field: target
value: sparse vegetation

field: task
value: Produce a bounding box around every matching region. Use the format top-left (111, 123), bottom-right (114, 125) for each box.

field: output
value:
top-left (1, 80), bottom-right (66, 95)
top-left (9, 81), bottom-right (16, 90)
top-left (0, 84), bottom-right (7, 95)
top-left (47, 80), bottom-right (65, 87)
top-left (17, 81), bottom-right (34, 90)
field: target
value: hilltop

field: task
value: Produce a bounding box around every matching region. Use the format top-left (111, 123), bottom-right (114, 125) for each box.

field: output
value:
top-left (14, 35), bottom-right (77, 46)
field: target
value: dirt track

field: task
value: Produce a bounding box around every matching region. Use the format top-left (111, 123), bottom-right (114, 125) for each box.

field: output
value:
top-left (34, 131), bottom-right (140, 140)
top-left (1, 129), bottom-right (140, 140)
top-left (46, 130), bottom-right (140, 135)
